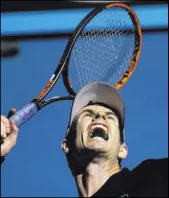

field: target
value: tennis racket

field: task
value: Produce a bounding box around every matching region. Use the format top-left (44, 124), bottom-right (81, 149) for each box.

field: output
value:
top-left (1, 3), bottom-right (142, 144)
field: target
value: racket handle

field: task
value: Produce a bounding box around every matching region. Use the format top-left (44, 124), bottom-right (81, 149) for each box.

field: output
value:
top-left (0, 103), bottom-right (38, 145)
top-left (9, 102), bottom-right (38, 128)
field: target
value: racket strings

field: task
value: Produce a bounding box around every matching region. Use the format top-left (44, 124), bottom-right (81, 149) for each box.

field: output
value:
top-left (110, 10), bottom-right (135, 81)
top-left (69, 7), bottom-right (136, 92)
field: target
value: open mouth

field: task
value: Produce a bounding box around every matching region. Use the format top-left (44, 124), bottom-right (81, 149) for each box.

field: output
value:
top-left (88, 124), bottom-right (108, 141)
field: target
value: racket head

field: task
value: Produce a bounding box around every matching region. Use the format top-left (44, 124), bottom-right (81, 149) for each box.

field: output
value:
top-left (34, 3), bottom-right (142, 104)
top-left (62, 3), bottom-right (142, 95)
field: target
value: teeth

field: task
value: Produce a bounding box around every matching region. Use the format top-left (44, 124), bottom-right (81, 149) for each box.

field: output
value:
top-left (88, 124), bottom-right (109, 141)
top-left (91, 125), bottom-right (108, 133)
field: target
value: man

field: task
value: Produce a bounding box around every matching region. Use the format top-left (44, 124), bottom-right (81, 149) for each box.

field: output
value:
top-left (1, 82), bottom-right (168, 197)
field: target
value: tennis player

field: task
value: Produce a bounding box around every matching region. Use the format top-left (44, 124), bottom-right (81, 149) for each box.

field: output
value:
top-left (1, 82), bottom-right (168, 197)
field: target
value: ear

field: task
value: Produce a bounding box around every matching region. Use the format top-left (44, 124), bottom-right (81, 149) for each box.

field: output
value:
top-left (61, 139), bottom-right (70, 154)
top-left (118, 143), bottom-right (128, 160)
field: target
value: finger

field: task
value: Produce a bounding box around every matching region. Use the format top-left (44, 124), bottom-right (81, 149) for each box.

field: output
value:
top-left (1, 115), bottom-right (10, 128)
top-left (9, 119), bottom-right (19, 134)
top-left (1, 120), bottom-right (19, 156)
top-left (7, 108), bottom-right (17, 118)
top-left (1, 115), bottom-right (10, 134)
top-left (1, 124), bottom-right (6, 138)
top-left (5, 121), bottom-right (19, 147)
top-left (1, 132), bottom-right (7, 139)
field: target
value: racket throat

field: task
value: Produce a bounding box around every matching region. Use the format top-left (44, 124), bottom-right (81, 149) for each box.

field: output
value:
top-left (31, 100), bottom-right (43, 110)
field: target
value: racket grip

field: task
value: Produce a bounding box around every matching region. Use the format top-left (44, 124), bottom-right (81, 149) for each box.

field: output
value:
top-left (9, 102), bottom-right (38, 128)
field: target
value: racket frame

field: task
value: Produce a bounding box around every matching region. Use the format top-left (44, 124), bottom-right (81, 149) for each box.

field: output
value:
top-left (2, 3), bottom-right (142, 129)
top-left (33, 3), bottom-right (142, 107)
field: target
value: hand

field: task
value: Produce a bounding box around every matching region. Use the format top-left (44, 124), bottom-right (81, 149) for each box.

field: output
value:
top-left (1, 109), bottom-right (19, 157)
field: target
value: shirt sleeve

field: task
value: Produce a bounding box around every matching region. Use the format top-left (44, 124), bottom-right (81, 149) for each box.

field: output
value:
top-left (136, 158), bottom-right (168, 179)
top-left (132, 158), bottom-right (168, 197)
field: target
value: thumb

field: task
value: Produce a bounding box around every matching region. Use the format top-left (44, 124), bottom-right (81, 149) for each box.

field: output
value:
top-left (7, 108), bottom-right (17, 118)
top-left (9, 119), bottom-right (19, 139)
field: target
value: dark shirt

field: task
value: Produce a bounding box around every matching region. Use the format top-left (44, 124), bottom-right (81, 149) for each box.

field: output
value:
top-left (1, 157), bottom-right (168, 197)
top-left (91, 158), bottom-right (168, 197)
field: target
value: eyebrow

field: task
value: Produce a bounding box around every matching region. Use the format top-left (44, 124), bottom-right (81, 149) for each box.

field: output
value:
top-left (80, 109), bottom-right (116, 117)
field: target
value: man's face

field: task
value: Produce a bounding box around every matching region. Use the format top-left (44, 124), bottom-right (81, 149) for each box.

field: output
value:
top-left (73, 105), bottom-right (122, 161)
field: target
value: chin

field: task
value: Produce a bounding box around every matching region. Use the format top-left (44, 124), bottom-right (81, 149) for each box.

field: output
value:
top-left (84, 141), bottom-right (110, 153)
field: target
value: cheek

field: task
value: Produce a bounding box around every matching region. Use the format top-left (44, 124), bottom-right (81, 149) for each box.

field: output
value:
top-left (77, 117), bottom-right (92, 133)
top-left (112, 138), bottom-right (121, 154)
top-left (109, 126), bottom-right (121, 145)
top-left (75, 119), bottom-right (90, 147)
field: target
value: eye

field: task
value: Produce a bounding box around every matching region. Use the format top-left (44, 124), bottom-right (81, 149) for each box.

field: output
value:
top-left (106, 115), bottom-right (115, 121)
top-left (84, 113), bottom-right (93, 118)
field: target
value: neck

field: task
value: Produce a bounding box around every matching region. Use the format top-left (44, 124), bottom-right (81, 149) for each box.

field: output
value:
top-left (75, 159), bottom-right (121, 197)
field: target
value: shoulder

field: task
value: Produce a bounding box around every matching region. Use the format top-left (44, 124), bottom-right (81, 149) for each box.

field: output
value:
top-left (133, 158), bottom-right (168, 172)
top-left (128, 158), bottom-right (168, 197)
top-left (132, 158), bottom-right (168, 180)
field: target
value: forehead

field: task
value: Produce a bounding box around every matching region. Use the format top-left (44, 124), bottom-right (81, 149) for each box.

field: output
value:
top-left (79, 105), bottom-right (115, 115)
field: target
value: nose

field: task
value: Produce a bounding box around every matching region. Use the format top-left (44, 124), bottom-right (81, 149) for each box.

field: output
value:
top-left (93, 112), bottom-right (106, 120)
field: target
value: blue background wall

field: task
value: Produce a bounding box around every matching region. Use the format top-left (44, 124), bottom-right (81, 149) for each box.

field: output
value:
top-left (1, 5), bottom-right (168, 197)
